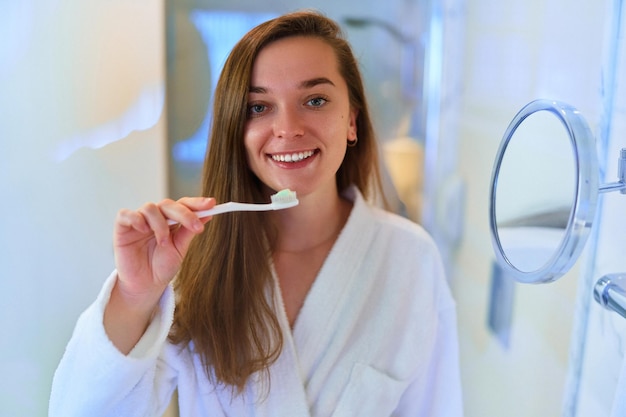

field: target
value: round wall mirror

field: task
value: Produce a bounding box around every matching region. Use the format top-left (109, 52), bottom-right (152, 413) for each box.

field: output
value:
top-left (489, 99), bottom-right (599, 284)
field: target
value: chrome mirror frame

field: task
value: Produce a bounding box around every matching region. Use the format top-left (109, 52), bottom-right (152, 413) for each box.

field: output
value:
top-left (489, 99), bottom-right (599, 284)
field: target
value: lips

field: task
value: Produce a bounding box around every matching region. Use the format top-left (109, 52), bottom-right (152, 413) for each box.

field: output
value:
top-left (270, 150), bottom-right (315, 163)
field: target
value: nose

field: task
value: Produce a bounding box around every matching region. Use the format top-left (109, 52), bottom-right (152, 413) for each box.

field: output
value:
top-left (273, 106), bottom-right (304, 139)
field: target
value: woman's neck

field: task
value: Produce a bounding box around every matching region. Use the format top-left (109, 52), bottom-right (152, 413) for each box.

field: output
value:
top-left (271, 189), bottom-right (352, 254)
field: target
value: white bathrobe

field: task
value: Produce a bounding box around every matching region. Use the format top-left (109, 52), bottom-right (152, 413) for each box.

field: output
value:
top-left (49, 188), bottom-right (463, 417)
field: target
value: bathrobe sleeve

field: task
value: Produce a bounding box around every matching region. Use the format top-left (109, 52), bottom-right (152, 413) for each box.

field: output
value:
top-left (48, 271), bottom-right (178, 417)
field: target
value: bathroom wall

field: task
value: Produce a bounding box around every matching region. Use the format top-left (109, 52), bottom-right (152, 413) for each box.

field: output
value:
top-left (0, 1), bottom-right (167, 416)
top-left (448, 0), bottom-right (626, 415)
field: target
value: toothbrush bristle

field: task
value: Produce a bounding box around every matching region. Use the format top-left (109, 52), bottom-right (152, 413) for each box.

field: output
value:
top-left (270, 189), bottom-right (299, 208)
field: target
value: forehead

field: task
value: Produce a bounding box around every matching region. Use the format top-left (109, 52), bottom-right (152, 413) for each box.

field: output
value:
top-left (251, 36), bottom-right (343, 85)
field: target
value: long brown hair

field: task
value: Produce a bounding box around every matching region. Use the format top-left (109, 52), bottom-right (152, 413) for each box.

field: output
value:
top-left (169, 10), bottom-right (384, 392)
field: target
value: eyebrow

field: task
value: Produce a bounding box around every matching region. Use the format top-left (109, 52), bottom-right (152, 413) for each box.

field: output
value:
top-left (300, 77), bottom-right (335, 89)
top-left (249, 77), bottom-right (336, 93)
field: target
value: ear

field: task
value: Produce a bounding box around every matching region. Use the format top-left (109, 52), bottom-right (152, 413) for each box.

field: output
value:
top-left (348, 108), bottom-right (358, 140)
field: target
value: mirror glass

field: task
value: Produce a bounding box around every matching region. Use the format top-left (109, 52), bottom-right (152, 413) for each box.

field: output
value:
top-left (495, 110), bottom-right (576, 271)
top-left (490, 99), bottom-right (599, 283)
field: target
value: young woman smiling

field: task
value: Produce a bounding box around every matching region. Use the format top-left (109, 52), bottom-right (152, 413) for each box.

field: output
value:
top-left (50, 10), bottom-right (463, 417)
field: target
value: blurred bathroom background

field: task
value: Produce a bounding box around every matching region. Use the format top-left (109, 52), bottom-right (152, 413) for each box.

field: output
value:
top-left (1, 0), bottom-right (625, 416)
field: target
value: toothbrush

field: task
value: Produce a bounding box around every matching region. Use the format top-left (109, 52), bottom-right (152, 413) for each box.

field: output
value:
top-left (167, 189), bottom-right (299, 225)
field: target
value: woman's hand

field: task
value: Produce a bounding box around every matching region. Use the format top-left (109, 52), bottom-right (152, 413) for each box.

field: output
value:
top-left (113, 196), bottom-right (215, 297)
top-left (104, 197), bottom-right (215, 354)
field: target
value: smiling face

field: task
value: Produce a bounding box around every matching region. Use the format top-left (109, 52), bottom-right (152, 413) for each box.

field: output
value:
top-left (244, 36), bottom-right (357, 201)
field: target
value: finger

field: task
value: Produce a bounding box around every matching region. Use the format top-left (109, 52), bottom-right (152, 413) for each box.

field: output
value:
top-left (176, 196), bottom-right (216, 225)
top-left (177, 196), bottom-right (216, 211)
top-left (160, 197), bottom-right (215, 232)
top-left (138, 201), bottom-right (173, 246)
top-left (115, 208), bottom-right (150, 234)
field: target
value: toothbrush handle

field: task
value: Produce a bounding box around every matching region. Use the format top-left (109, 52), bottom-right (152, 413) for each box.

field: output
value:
top-left (196, 201), bottom-right (272, 216)
top-left (166, 202), bottom-right (272, 225)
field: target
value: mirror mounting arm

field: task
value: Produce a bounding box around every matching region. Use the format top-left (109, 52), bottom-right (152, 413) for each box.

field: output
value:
top-left (598, 148), bottom-right (626, 195)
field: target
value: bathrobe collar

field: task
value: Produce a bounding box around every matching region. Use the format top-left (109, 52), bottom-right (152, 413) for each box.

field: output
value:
top-left (267, 186), bottom-right (376, 411)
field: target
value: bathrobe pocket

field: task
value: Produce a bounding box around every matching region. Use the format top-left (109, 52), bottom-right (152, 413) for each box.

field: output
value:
top-left (331, 362), bottom-right (406, 417)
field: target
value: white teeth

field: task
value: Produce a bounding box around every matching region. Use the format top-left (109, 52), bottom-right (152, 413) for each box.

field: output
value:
top-left (271, 150), bottom-right (314, 162)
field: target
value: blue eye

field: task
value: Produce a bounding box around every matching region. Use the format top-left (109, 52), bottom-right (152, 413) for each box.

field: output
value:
top-left (248, 103), bottom-right (267, 117)
top-left (307, 97), bottom-right (327, 107)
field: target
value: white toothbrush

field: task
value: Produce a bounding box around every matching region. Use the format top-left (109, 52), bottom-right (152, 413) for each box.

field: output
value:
top-left (167, 189), bottom-right (299, 225)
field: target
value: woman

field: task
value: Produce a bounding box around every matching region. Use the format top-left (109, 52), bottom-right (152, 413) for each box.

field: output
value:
top-left (50, 10), bottom-right (463, 417)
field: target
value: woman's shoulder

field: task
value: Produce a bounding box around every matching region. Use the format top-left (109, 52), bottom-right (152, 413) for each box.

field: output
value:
top-left (353, 193), bottom-right (436, 251)
top-left (345, 187), bottom-right (450, 291)
top-left (370, 203), bottom-right (429, 235)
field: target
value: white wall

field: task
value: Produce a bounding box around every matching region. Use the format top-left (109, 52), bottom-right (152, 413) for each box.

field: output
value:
top-left (0, 2), bottom-right (167, 416)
